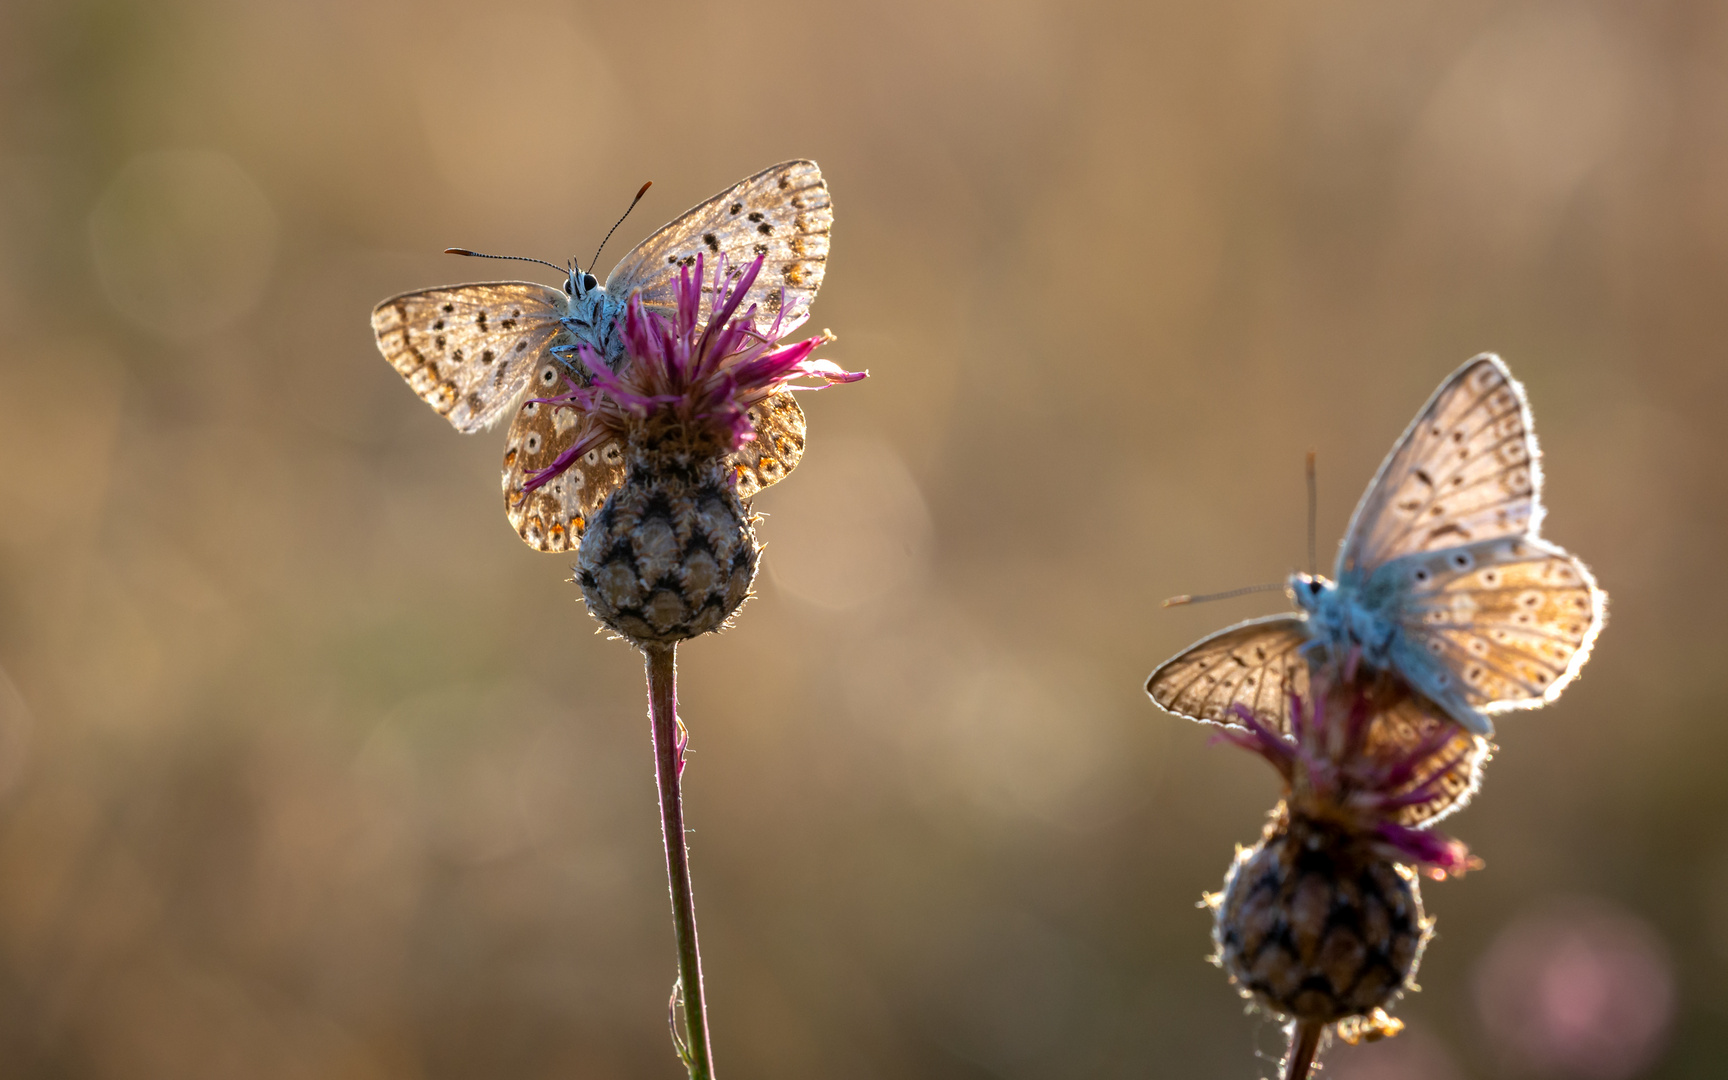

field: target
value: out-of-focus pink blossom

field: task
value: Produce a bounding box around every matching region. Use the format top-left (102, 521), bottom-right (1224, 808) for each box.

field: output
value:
top-left (1473, 898), bottom-right (1674, 1080)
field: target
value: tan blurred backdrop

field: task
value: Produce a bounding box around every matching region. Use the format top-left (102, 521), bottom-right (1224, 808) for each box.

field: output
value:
top-left (1, 1), bottom-right (1725, 1077)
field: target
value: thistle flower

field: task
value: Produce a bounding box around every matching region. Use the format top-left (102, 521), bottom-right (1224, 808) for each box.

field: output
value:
top-left (1195, 662), bottom-right (1490, 1079)
top-left (525, 248), bottom-right (861, 1080)
top-left (530, 253), bottom-right (864, 646)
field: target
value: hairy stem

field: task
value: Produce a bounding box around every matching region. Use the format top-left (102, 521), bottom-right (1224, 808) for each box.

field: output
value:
top-left (1284, 1020), bottom-right (1323, 1080)
top-left (644, 643), bottom-right (715, 1079)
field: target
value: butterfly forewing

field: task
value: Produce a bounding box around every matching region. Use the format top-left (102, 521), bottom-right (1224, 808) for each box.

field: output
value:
top-left (1340, 355), bottom-right (1540, 576)
top-left (606, 160), bottom-right (832, 330)
top-left (500, 373), bottom-right (627, 553)
top-left (372, 283), bottom-right (569, 432)
top-left (730, 392), bottom-right (807, 498)
top-left (1392, 536), bottom-right (1605, 713)
top-left (1147, 616), bottom-right (1311, 733)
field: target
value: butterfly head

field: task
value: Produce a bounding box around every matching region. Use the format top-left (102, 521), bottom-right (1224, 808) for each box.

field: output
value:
top-left (1289, 572), bottom-right (1334, 615)
top-left (564, 265), bottom-right (601, 299)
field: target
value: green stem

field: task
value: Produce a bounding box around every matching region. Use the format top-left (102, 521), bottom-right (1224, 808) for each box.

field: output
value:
top-left (1284, 1020), bottom-right (1323, 1080)
top-left (644, 643), bottom-right (715, 1079)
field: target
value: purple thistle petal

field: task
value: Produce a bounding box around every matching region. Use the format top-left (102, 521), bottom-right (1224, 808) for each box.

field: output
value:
top-left (1374, 820), bottom-right (1474, 877)
top-left (516, 245), bottom-right (863, 492)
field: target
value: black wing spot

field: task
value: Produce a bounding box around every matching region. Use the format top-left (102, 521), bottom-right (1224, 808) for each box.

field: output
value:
top-left (754, 243), bottom-right (769, 255)
top-left (1414, 469), bottom-right (1435, 487)
top-left (481, 349), bottom-right (494, 364)
top-left (747, 211), bottom-right (765, 222)
top-left (432, 319), bottom-right (444, 331)
top-left (442, 303), bottom-right (455, 313)
top-left (730, 202), bottom-right (744, 215)
top-left (757, 222), bottom-right (772, 235)
top-left (703, 232), bottom-right (720, 252)
top-left (477, 310), bottom-right (488, 328)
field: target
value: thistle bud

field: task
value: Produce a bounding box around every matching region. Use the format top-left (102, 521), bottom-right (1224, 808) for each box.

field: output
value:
top-left (1213, 806), bottom-right (1432, 1024)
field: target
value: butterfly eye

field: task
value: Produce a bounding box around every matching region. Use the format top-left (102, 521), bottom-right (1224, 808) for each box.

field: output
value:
top-left (583, 273), bottom-right (598, 292)
top-left (1308, 580), bottom-right (1322, 595)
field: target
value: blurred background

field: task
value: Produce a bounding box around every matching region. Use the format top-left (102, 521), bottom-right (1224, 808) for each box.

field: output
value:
top-left (0, 0), bottom-right (1723, 1076)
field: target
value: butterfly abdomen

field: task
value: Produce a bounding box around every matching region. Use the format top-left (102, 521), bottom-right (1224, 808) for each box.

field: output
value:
top-left (1213, 809), bottom-right (1432, 1024)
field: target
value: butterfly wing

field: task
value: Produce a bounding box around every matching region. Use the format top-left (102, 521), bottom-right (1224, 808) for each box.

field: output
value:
top-left (1384, 535), bottom-right (1605, 722)
top-left (1339, 354), bottom-right (1540, 577)
top-left (1147, 615), bottom-right (1311, 733)
top-left (372, 283), bottom-right (569, 433)
top-left (730, 392), bottom-right (806, 499)
top-left (500, 362), bottom-right (628, 553)
top-left (1366, 693), bottom-right (1491, 828)
top-left (605, 160), bottom-right (832, 329)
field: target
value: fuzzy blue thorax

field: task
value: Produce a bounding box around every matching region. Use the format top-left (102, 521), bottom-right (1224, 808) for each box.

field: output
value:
top-left (551, 267), bottom-right (632, 377)
top-left (1291, 567), bottom-right (1494, 737)
top-left (1292, 571), bottom-right (1398, 665)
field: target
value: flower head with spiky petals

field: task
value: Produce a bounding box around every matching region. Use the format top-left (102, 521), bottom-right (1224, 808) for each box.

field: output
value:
top-left (1217, 657), bottom-right (1487, 880)
top-left (524, 252), bottom-right (864, 489)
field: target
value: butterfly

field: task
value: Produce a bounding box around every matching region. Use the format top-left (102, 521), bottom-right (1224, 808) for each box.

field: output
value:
top-left (371, 159), bottom-right (833, 552)
top-left (1147, 354), bottom-right (1606, 743)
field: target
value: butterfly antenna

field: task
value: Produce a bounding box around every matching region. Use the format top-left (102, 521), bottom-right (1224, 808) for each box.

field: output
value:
top-left (1306, 449), bottom-right (1318, 577)
top-left (1163, 582), bottom-right (1287, 608)
top-left (444, 248), bottom-right (567, 274)
top-left (588, 181), bottom-right (653, 274)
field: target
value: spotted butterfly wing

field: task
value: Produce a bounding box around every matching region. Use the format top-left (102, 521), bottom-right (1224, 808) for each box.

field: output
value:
top-left (500, 358), bottom-right (627, 553)
top-left (731, 392), bottom-right (807, 498)
top-left (371, 284), bottom-right (569, 432)
top-left (1384, 535), bottom-right (1604, 720)
top-left (1146, 615), bottom-right (1311, 733)
top-left (1339, 354), bottom-right (1541, 576)
top-left (605, 160), bottom-right (832, 329)
top-left (1365, 692), bottom-right (1490, 827)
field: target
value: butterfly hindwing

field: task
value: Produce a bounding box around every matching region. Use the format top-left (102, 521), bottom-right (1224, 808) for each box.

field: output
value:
top-left (1340, 354), bottom-right (1540, 576)
top-left (1367, 693), bottom-right (1490, 828)
top-left (730, 391), bottom-right (807, 499)
top-left (1386, 535), bottom-right (1605, 715)
top-left (1147, 615), bottom-right (1311, 733)
top-left (500, 365), bottom-right (627, 553)
top-left (605, 160), bottom-right (832, 330)
top-left (372, 283), bottom-right (569, 432)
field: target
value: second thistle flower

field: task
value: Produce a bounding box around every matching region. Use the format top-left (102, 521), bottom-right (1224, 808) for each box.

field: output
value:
top-left (530, 253), bottom-right (864, 645)
top-left (1207, 665), bottom-right (1488, 1027)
